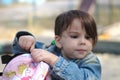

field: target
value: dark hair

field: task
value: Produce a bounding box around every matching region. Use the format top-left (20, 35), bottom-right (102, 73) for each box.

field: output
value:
top-left (54, 10), bottom-right (98, 46)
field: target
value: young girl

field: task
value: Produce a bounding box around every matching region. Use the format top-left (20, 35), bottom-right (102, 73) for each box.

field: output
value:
top-left (13, 10), bottom-right (101, 80)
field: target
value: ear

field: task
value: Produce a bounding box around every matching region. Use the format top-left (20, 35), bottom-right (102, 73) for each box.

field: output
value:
top-left (55, 35), bottom-right (62, 49)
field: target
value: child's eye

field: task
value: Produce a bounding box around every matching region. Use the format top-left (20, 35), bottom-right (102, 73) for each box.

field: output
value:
top-left (85, 36), bottom-right (91, 39)
top-left (70, 35), bottom-right (78, 38)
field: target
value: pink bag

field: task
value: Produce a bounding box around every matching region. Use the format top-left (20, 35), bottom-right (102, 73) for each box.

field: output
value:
top-left (2, 54), bottom-right (51, 80)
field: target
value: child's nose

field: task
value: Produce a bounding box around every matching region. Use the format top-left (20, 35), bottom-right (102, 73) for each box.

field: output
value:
top-left (78, 37), bottom-right (86, 45)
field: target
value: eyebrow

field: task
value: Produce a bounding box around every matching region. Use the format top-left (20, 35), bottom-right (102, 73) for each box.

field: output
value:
top-left (68, 30), bottom-right (79, 33)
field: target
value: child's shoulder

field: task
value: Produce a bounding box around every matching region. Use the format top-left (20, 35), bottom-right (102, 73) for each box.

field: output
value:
top-left (82, 52), bottom-right (100, 63)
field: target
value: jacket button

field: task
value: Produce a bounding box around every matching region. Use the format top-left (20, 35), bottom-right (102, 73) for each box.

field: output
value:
top-left (55, 68), bottom-right (60, 72)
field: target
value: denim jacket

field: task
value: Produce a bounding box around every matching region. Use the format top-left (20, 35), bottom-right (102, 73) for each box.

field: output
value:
top-left (13, 31), bottom-right (101, 80)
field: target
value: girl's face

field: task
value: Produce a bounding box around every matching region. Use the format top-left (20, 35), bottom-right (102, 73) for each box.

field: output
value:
top-left (55, 18), bottom-right (93, 59)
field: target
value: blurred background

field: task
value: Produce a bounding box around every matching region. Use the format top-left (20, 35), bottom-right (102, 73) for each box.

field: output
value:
top-left (0, 0), bottom-right (120, 80)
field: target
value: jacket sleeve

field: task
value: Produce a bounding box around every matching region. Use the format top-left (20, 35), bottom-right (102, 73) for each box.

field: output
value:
top-left (52, 53), bottom-right (101, 80)
top-left (12, 31), bottom-right (45, 54)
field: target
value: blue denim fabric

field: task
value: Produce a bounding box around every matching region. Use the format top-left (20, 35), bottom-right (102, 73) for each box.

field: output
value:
top-left (13, 31), bottom-right (101, 80)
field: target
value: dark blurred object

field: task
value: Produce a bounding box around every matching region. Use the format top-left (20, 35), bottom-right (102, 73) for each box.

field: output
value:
top-left (93, 40), bottom-right (120, 54)
top-left (0, 72), bottom-right (2, 76)
top-left (79, 0), bottom-right (95, 13)
top-left (1, 43), bottom-right (13, 54)
top-left (0, 43), bottom-right (13, 64)
top-left (1, 55), bottom-right (12, 64)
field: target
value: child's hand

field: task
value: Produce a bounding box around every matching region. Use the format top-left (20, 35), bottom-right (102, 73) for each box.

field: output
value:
top-left (19, 35), bottom-right (35, 51)
top-left (31, 49), bottom-right (58, 67)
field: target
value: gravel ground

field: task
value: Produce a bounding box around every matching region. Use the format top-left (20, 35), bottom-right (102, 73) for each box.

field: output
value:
top-left (97, 53), bottom-right (120, 80)
top-left (0, 53), bottom-right (120, 80)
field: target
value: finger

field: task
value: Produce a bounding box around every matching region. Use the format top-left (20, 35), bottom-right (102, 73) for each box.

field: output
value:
top-left (19, 37), bottom-right (25, 48)
top-left (31, 49), bottom-right (42, 62)
top-left (31, 52), bottom-right (41, 62)
top-left (25, 41), bottom-right (33, 51)
top-left (30, 43), bottom-right (35, 52)
top-left (21, 39), bottom-right (27, 50)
